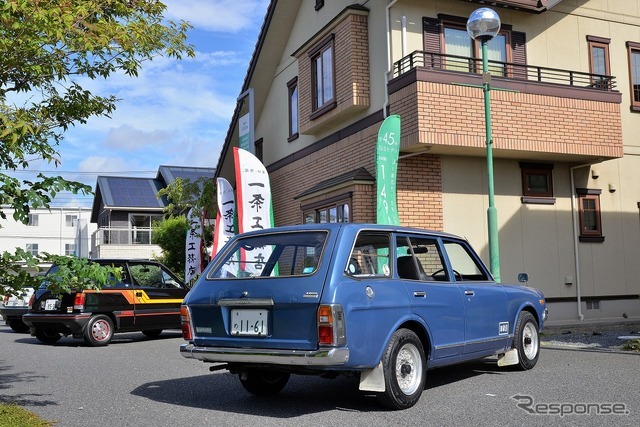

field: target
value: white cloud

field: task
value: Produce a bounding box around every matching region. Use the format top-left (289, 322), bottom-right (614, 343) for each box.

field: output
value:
top-left (163, 0), bottom-right (269, 33)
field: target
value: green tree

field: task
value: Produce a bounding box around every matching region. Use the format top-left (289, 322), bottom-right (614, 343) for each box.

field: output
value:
top-left (0, 0), bottom-right (194, 294)
top-left (152, 215), bottom-right (188, 281)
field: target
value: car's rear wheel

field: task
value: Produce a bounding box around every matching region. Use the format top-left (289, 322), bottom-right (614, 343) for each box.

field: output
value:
top-left (84, 314), bottom-right (114, 346)
top-left (142, 329), bottom-right (163, 338)
top-left (35, 328), bottom-right (61, 344)
top-left (377, 328), bottom-right (426, 410)
top-left (8, 319), bottom-right (30, 333)
top-left (239, 369), bottom-right (290, 396)
top-left (513, 311), bottom-right (540, 370)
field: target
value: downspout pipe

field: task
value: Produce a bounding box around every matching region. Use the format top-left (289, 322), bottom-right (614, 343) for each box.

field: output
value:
top-left (570, 162), bottom-right (599, 321)
top-left (384, 0), bottom-right (400, 118)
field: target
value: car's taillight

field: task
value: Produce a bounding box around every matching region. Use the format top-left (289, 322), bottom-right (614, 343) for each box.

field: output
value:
top-left (28, 294), bottom-right (35, 309)
top-left (3, 294), bottom-right (9, 304)
top-left (73, 293), bottom-right (85, 311)
top-left (318, 304), bottom-right (346, 347)
top-left (181, 305), bottom-right (193, 340)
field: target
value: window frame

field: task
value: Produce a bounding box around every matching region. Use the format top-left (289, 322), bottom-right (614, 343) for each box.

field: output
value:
top-left (26, 243), bottom-right (39, 256)
top-left (302, 194), bottom-right (351, 224)
top-left (27, 214), bottom-right (39, 227)
top-left (309, 34), bottom-right (336, 119)
top-left (65, 214), bottom-right (77, 227)
top-left (440, 16), bottom-right (513, 77)
top-left (287, 77), bottom-right (299, 141)
top-left (64, 243), bottom-right (75, 256)
top-left (587, 35), bottom-right (611, 88)
top-left (520, 162), bottom-right (555, 204)
top-left (626, 41), bottom-right (640, 112)
top-left (577, 188), bottom-right (604, 242)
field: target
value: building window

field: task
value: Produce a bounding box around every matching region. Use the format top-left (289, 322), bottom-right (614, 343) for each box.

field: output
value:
top-left (287, 77), bottom-right (299, 141)
top-left (303, 198), bottom-right (351, 224)
top-left (627, 41), bottom-right (640, 111)
top-left (26, 243), bottom-right (38, 255)
top-left (442, 19), bottom-right (510, 76)
top-left (65, 214), bottom-right (77, 227)
top-left (520, 163), bottom-right (555, 204)
top-left (309, 34), bottom-right (335, 118)
top-left (587, 36), bottom-right (610, 88)
top-left (65, 243), bottom-right (75, 256)
top-left (254, 138), bottom-right (263, 163)
top-left (577, 188), bottom-right (604, 242)
top-left (27, 214), bottom-right (39, 226)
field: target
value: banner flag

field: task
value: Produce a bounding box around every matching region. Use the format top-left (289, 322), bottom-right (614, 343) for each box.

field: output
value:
top-left (233, 147), bottom-right (273, 276)
top-left (375, 115), bottom-right (401, 226)
top-left (212, 177), bottom-right (237, 276)
top-left (185, 207), bottom-right (203, 284)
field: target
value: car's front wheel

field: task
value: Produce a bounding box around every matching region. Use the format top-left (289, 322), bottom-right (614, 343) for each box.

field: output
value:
top-left (84, 314), bottom-right (114, 346)
top-left (239, 369), bottom-right (290, 396)
top-left (513, 311), bottom-right (540, 370)
top-left (377, 328), bottom-right (426, 410)
top-left (35, 328), bottom-right (61, 344)
top-left (8, 319), bottom-right (30, 333)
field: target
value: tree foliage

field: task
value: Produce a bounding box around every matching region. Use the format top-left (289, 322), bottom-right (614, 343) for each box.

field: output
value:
top-left (0, 0), bottom-right (193, 294)
top-left (152, 215), bottom-right (188, 280)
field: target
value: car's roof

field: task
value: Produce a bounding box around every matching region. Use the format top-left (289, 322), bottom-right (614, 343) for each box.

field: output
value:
top-left (237, 223), bottom-right (463, 240)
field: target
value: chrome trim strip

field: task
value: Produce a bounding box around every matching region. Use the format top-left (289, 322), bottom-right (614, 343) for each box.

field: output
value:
top-left (180, 343), bottom-right (349, 366)
top-left (434, 335), bottom-right (513, 351)
top-left (217, 298), bottom-right (274, 307)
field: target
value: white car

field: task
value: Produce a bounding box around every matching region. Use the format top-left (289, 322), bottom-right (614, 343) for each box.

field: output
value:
top-left (1, 286), bottom-right (35, 333)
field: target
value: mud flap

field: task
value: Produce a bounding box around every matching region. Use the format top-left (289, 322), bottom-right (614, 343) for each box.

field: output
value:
top-left (359, 361), bottom-right (385, 392)
top-left (497, 348), bottom-right (519, 367)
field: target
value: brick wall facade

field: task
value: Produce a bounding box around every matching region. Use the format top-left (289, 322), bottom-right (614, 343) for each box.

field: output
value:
top-left (390, 81), bottom-right (623, 158)
top-left (297, 12), bottom-right (370, 134)
top-left (270, 119), bottom-right (444, 230)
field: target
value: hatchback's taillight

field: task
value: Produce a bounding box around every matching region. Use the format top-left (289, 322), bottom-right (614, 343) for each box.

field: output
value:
top-left (28, 294), bottom-right (35, 309)
top-left (181, 306), bottom-right (193, 340)
top-left (73, 293), bottom-right (85, 311)
top-left (318, 304), bottom-right (346, 347)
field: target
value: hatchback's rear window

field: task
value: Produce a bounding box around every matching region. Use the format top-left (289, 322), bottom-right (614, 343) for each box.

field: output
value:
top-left (208, 231), bottom-right (328, 279)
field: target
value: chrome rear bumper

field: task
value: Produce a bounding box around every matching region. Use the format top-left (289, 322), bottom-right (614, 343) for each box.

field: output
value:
top-left (180, 343), bottom-right (349, 366)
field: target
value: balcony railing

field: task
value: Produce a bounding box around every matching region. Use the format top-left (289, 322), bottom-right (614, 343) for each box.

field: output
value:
top-left (393, 51), bottom-right (617, 91)
top-left (91, 226), bottom-right (154, 246)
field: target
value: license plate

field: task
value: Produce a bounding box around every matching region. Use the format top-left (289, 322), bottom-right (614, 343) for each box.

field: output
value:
top-left (44, 299), bottom-right (59, 311)
top-left (230, 309), bottom-right (268, 336)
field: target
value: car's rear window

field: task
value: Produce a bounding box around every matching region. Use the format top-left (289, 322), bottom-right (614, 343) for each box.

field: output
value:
top-left (208, 231), bottom-right (328, 279)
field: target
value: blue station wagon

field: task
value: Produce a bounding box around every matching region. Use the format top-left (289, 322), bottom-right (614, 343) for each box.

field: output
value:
top-left (180, 223), bottom-right (547, 409)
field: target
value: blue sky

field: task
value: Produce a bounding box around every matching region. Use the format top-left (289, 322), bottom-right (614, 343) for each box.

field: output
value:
top-left (22, 0), bottom-right (270, 208)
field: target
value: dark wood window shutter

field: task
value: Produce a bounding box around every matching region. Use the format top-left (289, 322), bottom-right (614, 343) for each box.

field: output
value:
top-left (423, 17), bottom-right (441, 53)
top-left (510, 31), bottom-right (527, 79)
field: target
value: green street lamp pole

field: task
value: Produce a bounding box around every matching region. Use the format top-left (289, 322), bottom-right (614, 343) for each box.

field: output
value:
top-left (467, 8), bottom-right (501, 282)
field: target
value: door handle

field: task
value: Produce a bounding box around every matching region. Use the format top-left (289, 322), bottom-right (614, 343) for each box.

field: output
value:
top-left (464, 290), bottom-right (475, 296)
top-left (413, 291), bottom-right (427, 298)
top-left (136, 292), bottom-right (143, 297)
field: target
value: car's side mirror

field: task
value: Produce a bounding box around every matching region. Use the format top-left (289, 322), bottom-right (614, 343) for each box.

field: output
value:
top-left (517, 273), bottom-right (529, 284)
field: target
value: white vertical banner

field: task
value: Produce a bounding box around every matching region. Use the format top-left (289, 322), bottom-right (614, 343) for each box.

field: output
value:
top-left (185, 207), bottom-right (202, 284)
top-left (212, 177), bottom-right (236, 260)
top-left (234, 147), bottom-right (273, 276)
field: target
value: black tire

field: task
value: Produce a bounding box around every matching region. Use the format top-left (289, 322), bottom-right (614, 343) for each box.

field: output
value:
top-left (239, 370), bottom-right (290, 396)
top-left (8, 319), bottom-right (30, 333)
top-left (35, 328), bottom-right (61, 344)
top-left (83, 314), bottom-right (114, 346)
top-left (142, 329), bottom-right (163, 338)
top-left (513, 311), bottom-right (540, 370)
top-left (377, 328), bottom-right (426, 410)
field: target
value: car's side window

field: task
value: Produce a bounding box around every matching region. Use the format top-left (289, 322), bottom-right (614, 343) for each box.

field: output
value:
top-left (396, 236), bottom-right (448, 281)
top-left (442, 241), bottom-right (489, 281)
top-left (129, 264), bottom-right (167, 288)
top-left (346, 231), bottom-right (391, 277)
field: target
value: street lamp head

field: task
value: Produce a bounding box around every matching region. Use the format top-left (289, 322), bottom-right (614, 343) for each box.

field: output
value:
top-left (466, 8), bottom-right (501, 41)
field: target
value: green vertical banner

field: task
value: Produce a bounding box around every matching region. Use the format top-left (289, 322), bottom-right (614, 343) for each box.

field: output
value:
top-left (376, 115), bottom-right (401, 225)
